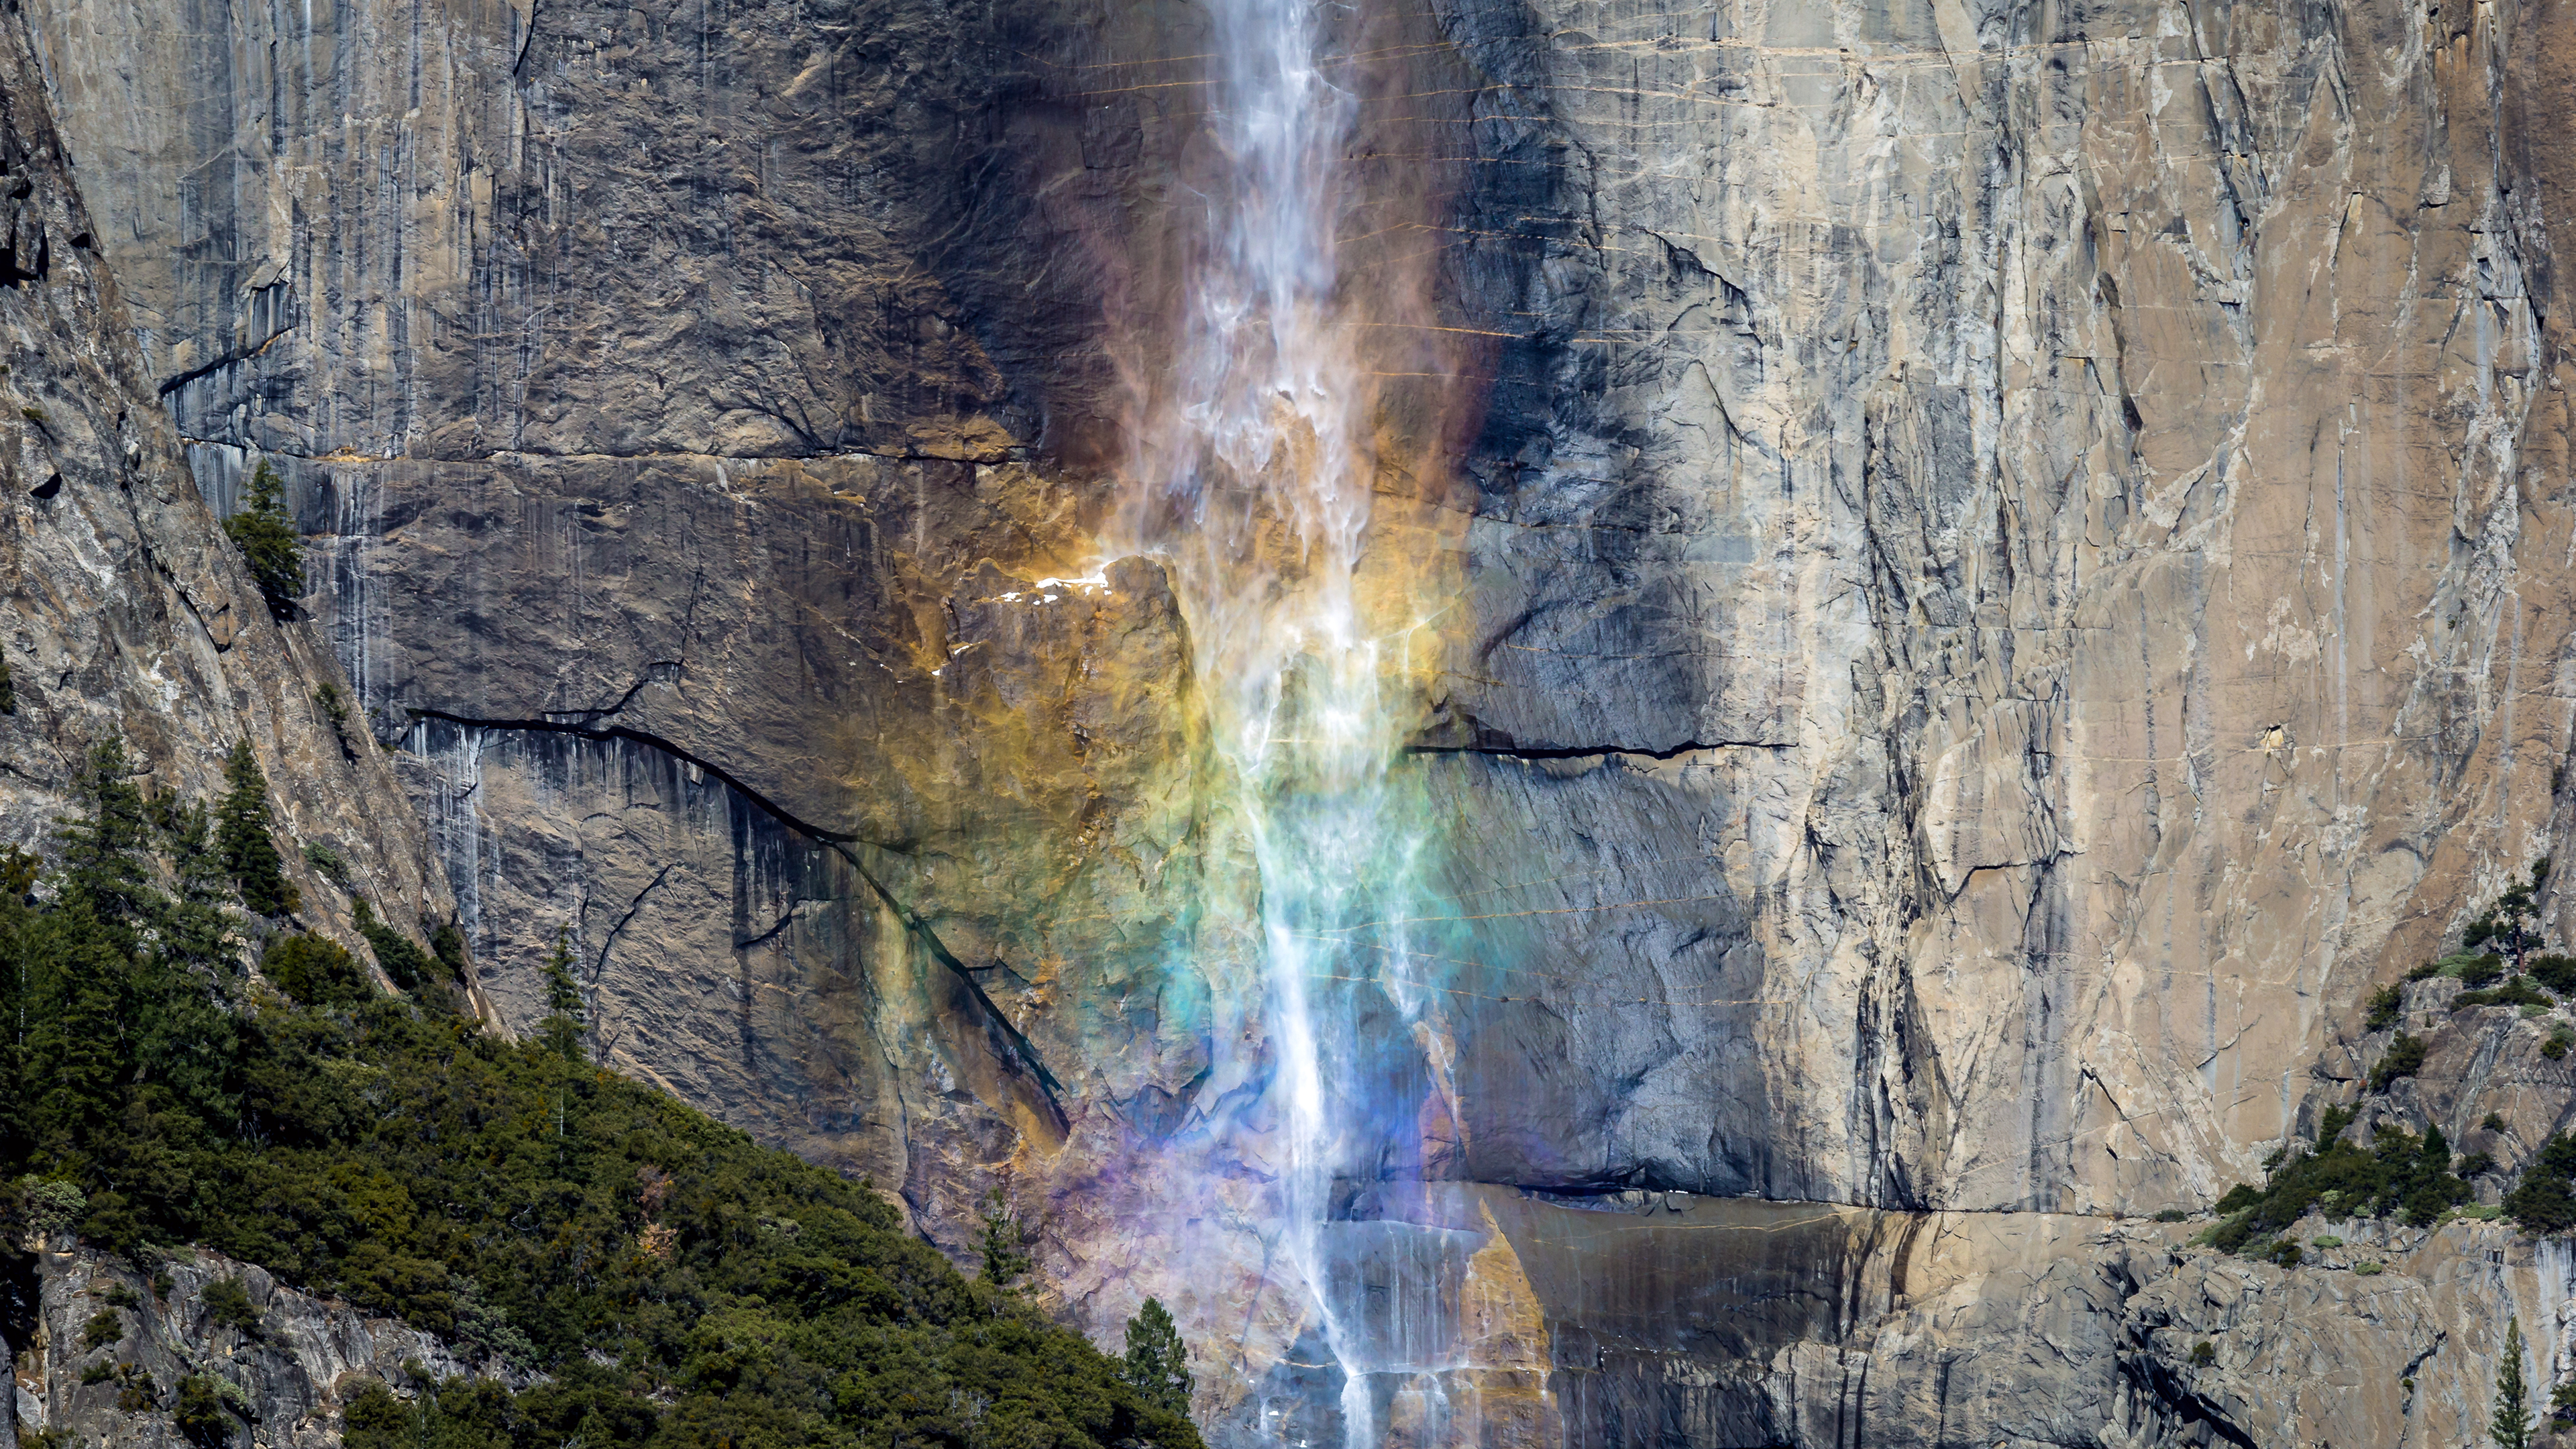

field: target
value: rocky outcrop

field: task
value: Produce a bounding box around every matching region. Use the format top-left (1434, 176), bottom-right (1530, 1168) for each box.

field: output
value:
top-left (9, 1242), bottom-right (476, 1449)
top-left (0, 0), bottom-right (447, 963)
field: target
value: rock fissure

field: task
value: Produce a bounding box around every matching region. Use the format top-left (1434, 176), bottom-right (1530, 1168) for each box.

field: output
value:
top-left (1403, 739), bottom-right (1791, 762)
top-left (592, 861), bottom-right (677, 985)
top-left (154, 319), bottom-right (297, 398)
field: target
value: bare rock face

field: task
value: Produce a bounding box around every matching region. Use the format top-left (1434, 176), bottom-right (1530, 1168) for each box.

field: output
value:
top-left (1418, 0), bottom-right (2576, 1216)
top-left (0, 0), bottom-right (447, 962)
top-left (9, 1242), bottom-right (476, 1449)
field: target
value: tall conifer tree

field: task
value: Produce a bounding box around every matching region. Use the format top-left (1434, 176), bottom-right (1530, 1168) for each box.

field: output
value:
top-left (2498, 1316), bottom-right (2533, 1449)
top-left (216, 741), bottom-right (298, 917)
top-left (1123, 1297), bottom-right (1193, 1417)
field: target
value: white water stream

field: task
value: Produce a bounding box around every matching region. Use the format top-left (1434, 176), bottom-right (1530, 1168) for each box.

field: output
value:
top-left (1108, 0), bottom-right (1464, 1441)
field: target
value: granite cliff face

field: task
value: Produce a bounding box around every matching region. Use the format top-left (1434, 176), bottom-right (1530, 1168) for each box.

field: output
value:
top-left (0, 0), bottom-right (447, 971)
top-left (8, 1244), bottom-right (477, 1449)
top-left (16, 0), bottom-right (2576, 1436)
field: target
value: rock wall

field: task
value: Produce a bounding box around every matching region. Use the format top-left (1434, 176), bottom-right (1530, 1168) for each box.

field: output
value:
top-left (0, 0), bottom-right (447, 962)
top-left (32, 0), bottom-right (2576, 1216)
top-left (20, 0), bottom-right (2576, 1434)
top-left (9, 1242), bottom-right (476, 1449)
top-left (1421, 0), bottom-right (2576, 1215)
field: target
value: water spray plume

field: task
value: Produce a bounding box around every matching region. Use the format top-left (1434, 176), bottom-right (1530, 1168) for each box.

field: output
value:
top-left (1098, 0), bottom-right (1527, 1442)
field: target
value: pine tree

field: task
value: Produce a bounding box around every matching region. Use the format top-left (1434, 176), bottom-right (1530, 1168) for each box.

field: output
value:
top-left (352, 897), bottom-right (439, 994)
top-left (2467, 859), bottom-right (2551, 967)
top-left (976, 1188), bottom-right (1033, 1289)
top-left (216, 741), bottom-right (299, 917)
top-left (157, 798), bottom-right (239, 979)
top-left (223, 462), bottom-right (305, 621)
top-left (2498, 1316), bottom-right (2533, 1449)
top-left (541, 926), bottom-right (584, 1058)
top-left (56, 740), bottom-right (154, 946)
top-left (1122, 1297), bottom-right (1193, 1417)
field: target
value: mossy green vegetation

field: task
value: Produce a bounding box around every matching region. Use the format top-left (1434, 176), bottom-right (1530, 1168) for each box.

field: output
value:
top-left (1, 737), bottom-right (1199, 1449)
top-left (2206, 1109), bottom-right (2472, 1251)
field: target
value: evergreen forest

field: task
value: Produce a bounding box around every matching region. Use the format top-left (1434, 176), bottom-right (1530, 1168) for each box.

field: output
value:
top-left (0, 737), bottom-right (1200, 1449)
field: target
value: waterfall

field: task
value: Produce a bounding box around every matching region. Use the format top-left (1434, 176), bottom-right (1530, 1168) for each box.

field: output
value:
top-left (1106, 0), bottom-right (1473, 1442)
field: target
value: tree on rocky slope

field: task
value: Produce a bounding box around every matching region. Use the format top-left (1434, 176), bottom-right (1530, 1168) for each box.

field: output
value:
top-left (2467, 860), bottom-right (2551, 967)
top-left (541, 926), bottom-right (584, 1057)
top-left (2497, 1316), bottom-right (2532, 1449)
top-left (221, 462), bottom-right (304, 621)
top-left (215, 741), bottom-right (297, 916)
top-left (1124, 1297), bottom-right (1194, 1417)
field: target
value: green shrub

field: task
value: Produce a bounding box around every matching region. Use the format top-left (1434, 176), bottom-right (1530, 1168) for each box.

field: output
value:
top-left (2488, 1112), bottom-right (2511, 1132)
top-left (2267, 1239), bottom-right (2303, 1268)
top-left (80, 1307), bottom-right (121, 1350)
top-left (221, 462), bottom-right (303, 622)
top-left (201, 1277), bottom-right (263, 1338)
top-left (2153, 1208), bottom-right (2189, 1222)
top-left (2312, 1234), bottom-right (2344, 1248)
top-left (16, 1176), bottom-right (85, 1236)
top-left (301, 842), bottom-right (346, 888)
top-left (2547, 1031), bottom-right (2574, 1061)
top-left (2209, 1122), bottom-right (2471, 1251)
top-left (2355, 1260), bottom-right (2384, 1275)
top-left (2508, 1134), bottom-right (2576, 1232)
top-left (353, 898), bottom-right (440, 996)
top-left (261, 933), bottom-right (370, 1008)
top-left (2412, 951), bottom-right (2508, 985)
top-left (2373, 1033), bottom-right (2428, 1089)
top-left (0, 655), bottom-right (15, 714)
top-left (172, 1373), bottom-right (237, 1448)
top-left (2366, 983), bottom-right (2404, 1032)
top-left (429, 921), bottom-right (468, 982)
top-left (2532, 955), bottom-right (2576, 997)
top-left (2190, 1340), bottom-right (2216, 1367)
top-left (2453, 975), bottom-right (2551, 1012)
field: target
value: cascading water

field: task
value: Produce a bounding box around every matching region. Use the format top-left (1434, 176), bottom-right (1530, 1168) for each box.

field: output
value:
top-left (1106, 0), bottom-right (1501, 1442)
